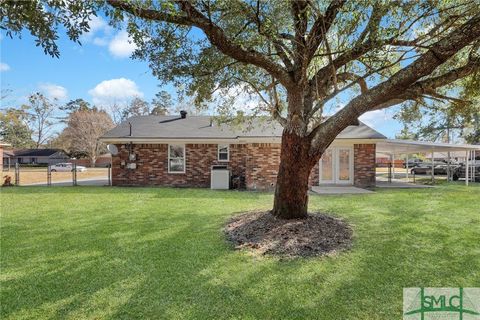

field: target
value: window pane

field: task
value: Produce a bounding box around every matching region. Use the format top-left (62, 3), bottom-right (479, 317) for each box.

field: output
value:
top-left (218, 145), bottom-right (228, 153)
top-left (219, 152), bottom-right (228, 160)
top-left (169, 145), bottom-right (185, 172)
top-left (338, 149), bottom-right (350, 180)
top-left (169, 159), bottom-right (184, 172)
top-left (169, 145), bottom-right (184, 158)
top-left (321, 149), bottom-right (333, 181)
top-left (218, 144), bottom-right (229, 160)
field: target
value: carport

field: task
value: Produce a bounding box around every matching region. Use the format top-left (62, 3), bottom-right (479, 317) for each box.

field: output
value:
top-left (376, 139), bottom-right (480, 186)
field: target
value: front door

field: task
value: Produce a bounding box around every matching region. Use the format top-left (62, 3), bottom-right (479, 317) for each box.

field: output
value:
top-left (319, 147), bottom-right (353, 184)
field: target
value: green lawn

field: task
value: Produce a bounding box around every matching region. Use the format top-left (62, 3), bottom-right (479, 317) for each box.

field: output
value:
top-left (1, 185), bottom-right (479, 319)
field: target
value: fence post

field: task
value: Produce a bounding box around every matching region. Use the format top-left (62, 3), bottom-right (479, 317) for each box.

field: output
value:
top-left (72, 163), bottom-right (77, 186)
top-left (15, 162), bottom-right (20, 186)
top-left (47, 165), bottom-right (51, 186)
top-left (388, 162), bottom-right (392, 183)
top-left (108, 163), bottom-right (111, 186)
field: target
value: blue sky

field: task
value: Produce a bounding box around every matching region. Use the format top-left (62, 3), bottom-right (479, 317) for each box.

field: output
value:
top-left (0, 15), bottom-right (403, 138)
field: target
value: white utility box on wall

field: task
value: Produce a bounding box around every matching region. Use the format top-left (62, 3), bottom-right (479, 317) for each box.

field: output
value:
top-left (210, 165), bottom-right (230, 189)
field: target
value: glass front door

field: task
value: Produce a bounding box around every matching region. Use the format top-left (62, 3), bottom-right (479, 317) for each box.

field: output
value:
top-left (320, 149), bottom-right (334, 183)
top-left (319, 147), bottom-right (353, 184)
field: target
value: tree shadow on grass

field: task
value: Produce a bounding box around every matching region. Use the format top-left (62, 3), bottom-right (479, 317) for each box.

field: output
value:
top-left (1, 209), bottom-right (230, 319)
top-left (107, 199), bottom-right (479, 319)
top-left (1, 187), bottom-right (478, 319)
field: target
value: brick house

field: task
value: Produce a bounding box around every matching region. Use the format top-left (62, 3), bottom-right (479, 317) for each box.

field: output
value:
top-left (100, 113), bottom-right (386, 190)
top-left (0, 142), bottom-right (7, 171)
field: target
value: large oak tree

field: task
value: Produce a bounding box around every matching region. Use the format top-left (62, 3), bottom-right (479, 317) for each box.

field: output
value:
top-left (2, 0), bottom-right (480, 218)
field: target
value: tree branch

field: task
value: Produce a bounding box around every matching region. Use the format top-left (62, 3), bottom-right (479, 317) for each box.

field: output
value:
top-left (290, 0), bottom-right (308, 77)
top-left (310, 13), bottom-right (480, 153)
top-left (107, 0), bottom-right (293, 88)
top-left (305, 0), bottom-right (345, 63)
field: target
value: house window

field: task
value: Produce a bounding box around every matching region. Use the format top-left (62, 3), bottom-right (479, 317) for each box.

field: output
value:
top-left (218, 144), bottom-right (229, 161)
top-left (168, 144), bottom-right (185, 173)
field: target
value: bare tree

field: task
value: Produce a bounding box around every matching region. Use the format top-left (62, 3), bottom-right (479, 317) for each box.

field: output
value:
top-left (63, 109), bottom-right (114, 167)
top-left (24, 92), bottom-right (57, 148)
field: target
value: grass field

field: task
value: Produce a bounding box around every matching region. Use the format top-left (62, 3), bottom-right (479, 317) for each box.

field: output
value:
top-left (1, 185), bottom-right (479, 319)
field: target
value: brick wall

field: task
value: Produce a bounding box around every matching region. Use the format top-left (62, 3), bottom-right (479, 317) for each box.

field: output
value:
top-left (111, 142), bottom-right (376, 189)
top-left (245, 143), bottom-right (281, 191)
top-left (112, 143), bottom-right (248, 188)
top-left (354, 144), bottom-right (376, 188)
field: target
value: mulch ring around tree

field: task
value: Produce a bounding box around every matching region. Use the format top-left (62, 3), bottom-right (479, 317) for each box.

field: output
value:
top-left (225, 211), bottom-right (353, 258)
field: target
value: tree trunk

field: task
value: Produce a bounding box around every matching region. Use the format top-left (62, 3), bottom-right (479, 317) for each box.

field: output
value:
top-left (272, 130), bottom-right (318, 219)
top-left (90, 156), bottom-right (96, 168)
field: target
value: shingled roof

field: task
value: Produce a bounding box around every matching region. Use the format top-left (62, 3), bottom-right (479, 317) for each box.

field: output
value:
top-left (100, 115), bottom-right (386, 141)
top-left (13, 149), bottom-right (66, 157)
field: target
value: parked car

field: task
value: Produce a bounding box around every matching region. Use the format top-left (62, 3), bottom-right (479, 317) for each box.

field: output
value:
top-left (403, 158), bottom-right (424, 168)
top-left (432, 164), bottom-right (458, 175)
top-left (452, 164), bottom-right (480, 182)
top-left (50, 163), bottom-right (87, 172)
top-left (410, 162), bottom-right (450, 175)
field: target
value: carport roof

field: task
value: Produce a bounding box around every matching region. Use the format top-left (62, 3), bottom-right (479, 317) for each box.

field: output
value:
top-left (377, 139), bottom-right (480, 154)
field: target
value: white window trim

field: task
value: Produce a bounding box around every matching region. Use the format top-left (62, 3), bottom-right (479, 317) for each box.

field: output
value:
top-left (168, 144), bottom-right (186, 174)
top-left (218, 144), bottom-right (230, 162)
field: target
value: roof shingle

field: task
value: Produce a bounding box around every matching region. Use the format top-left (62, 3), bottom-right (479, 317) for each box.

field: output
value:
top-left (101, 115), bottom-right (386, 140)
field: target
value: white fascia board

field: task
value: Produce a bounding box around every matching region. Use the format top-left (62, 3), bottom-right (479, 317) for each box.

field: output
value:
top-left (330, 139), bottom-right (386, 146)
top-left (99, 137), bottom-right (240, 144)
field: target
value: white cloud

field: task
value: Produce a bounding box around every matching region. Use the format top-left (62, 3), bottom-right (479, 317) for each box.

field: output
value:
top-left (39, 83), bottom-right (68, 100)
top-left (212, 85), bottom-right (262, 114)
top-left (88, 78), bottom-right (143, 105)
top-left (359, 109), bottom-right (392, 127)
top-left (0, 62), bottom-right (11, 72)
top-left (89, 15), bottom-right (109, 33)
top-left (76, 15), bottom-right (137, 59)
top-left (93, 37), bottom-right (108, 46)
top-left (108, 30), bottom-right (137, 58)
top-left (80, 15), bottom-right (113, 43)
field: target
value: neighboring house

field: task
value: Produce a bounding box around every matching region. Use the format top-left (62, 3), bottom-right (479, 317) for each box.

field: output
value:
top-left (2, 149), bottom-right (14, 170)
top-left (100, 112), bottom-right (386, 190)
top-left (13, 149), bottom-right (69, 165)
top-left (0, 141), bottom-right (11, 171)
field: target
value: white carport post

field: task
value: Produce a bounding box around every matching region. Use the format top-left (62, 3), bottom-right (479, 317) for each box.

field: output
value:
top-left (465, 150), bottom-right (469, 186)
